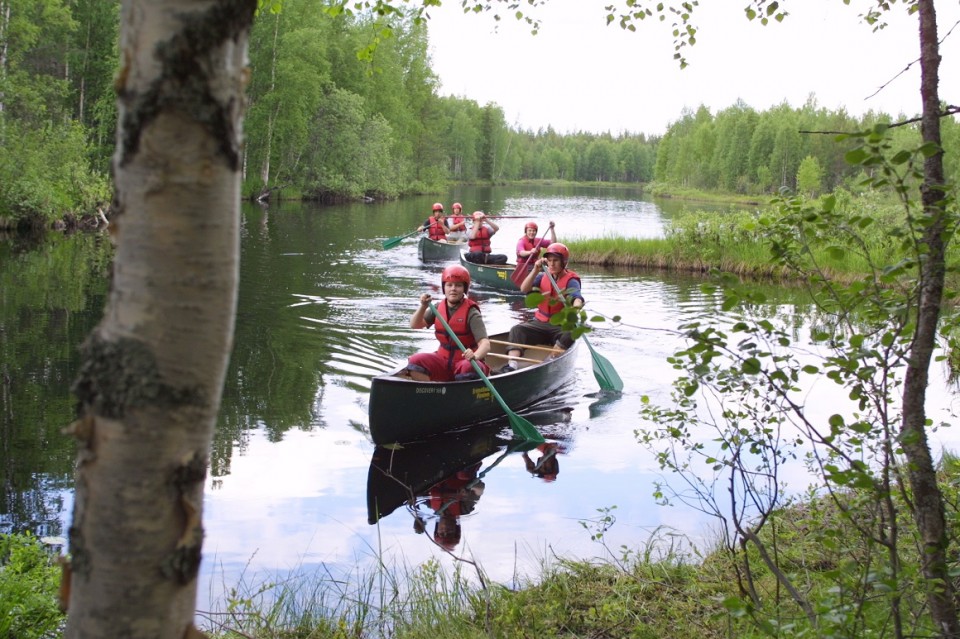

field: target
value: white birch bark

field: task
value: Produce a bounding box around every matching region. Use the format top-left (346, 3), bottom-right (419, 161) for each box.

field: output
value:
top-left (65, 1), bottom-right (256, 637)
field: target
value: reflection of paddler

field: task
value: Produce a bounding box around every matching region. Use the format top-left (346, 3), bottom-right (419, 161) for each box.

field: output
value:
top-left (427, 462), bottom-right (485, 550)
top-left (523, 442), bottom-right (564, 482)
top-left (413, 462), bottom-right (484, 550)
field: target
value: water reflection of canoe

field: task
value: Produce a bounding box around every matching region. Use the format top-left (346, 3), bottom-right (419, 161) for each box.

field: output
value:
top-left (368, 331), bottom-right (577, 445)
top-left (417, 236), bottom-right (467, 262)
top-left (458, 253), bottom-right (521, 293)
top-left (366, 424), bottom-right (508, 524)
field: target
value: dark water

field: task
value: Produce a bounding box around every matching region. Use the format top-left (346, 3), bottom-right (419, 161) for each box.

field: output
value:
top-left (4, 186), bottom-right (958, 614)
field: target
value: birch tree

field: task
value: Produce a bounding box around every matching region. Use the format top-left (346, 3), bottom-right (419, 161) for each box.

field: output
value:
top-left (65, 1), bottom-right (256, 637)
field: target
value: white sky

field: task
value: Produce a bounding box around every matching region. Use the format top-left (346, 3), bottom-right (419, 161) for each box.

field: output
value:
top-left (426, 0), bottom-right (960, 136)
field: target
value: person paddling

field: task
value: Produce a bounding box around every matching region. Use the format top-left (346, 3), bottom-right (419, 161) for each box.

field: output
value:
top-left (464, 211), bottom-right (508, 265)
top-left (420, 203), bottom-right (447, 240)
top-left (446, 202), bottom-right (468, 241)
top-left (402, 265), bottom-right (492, 382)
top-left (515, 220), bottom-right (556, 274)
top-left (496, 243), bottom-right (582, 374)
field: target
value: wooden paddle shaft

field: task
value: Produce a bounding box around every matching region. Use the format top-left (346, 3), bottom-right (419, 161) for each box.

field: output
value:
top-left (489, 339), bottom-right (562, 354)
top-left (485, 353), bottom-right (540, 363)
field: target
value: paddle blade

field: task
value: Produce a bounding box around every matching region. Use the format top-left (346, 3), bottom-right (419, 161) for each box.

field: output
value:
top-left (508, 412), bottom-right (545, 444)
top-left (584, 336), bottom-right (624, 393)
top-left (382, 228), bottom-right (420, 249)
top-left (509, 263), bottom-right (529, 286)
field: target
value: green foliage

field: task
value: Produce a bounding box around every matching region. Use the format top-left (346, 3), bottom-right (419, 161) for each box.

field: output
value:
top-left (639, 116), bottom-right (959, 636)
top-left (653, 98), bottom-right (909, 196)
top-left (0, 120), bottom-right (110, 225)
top-left (796, 155), bottom-right (823, 197)
top-left (0, 534), bottom-right (65, 639)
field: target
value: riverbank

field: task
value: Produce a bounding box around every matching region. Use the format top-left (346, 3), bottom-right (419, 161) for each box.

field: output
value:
top-left (5, 474), bottom-right (956, 639)
top-left (565, 192), bottom-right (952, 287)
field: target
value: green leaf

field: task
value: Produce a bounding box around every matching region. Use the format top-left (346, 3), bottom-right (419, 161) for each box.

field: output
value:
top-left (845, 148), bottom-right (869, 164)
top-left (890, 150), bottom-right (912, 165)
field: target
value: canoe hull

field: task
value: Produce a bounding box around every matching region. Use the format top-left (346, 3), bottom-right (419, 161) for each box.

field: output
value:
top-left (458, 253), bottom-right (521, 293)
top-left (368, 332), bottom-right (576, 445)
top-left (418, 236), bottom-right (467, 262)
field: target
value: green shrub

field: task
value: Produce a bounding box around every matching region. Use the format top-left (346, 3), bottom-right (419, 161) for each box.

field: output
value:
top-left (0, 533), bottom-right (65, 639)
top-left (0, 121), bottom-right (110, 227)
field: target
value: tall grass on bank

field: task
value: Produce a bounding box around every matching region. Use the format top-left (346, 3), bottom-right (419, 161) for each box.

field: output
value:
top-left (570, 193), bottom-right (933, 283)
top-left (198, 545), bottom-right (724, 639)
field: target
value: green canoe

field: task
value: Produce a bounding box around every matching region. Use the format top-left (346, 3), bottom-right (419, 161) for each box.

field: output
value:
top-left (458, 253), bottom-right (522, 293)
top-left (368, 331), bottom-right (577, 445)
top-left (417, 236), bottom-right (467, 262)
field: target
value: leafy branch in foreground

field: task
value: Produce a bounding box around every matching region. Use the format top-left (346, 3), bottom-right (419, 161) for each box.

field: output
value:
top-left (639, 120), bottom-right (959, 637)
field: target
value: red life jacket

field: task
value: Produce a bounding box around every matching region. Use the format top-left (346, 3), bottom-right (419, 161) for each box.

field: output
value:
top-left (517, 236), bottom-right (546, 261)
top-left (434, 298), bottom-right (480, 357)
top-left (448, 215), bottom-right (466, 231)
top-left (428, 217), bottom-right (447, 240)
top-left (468, 225), bottom-right (492, 253)
top-left (534, 269), bottom-right (580, 322)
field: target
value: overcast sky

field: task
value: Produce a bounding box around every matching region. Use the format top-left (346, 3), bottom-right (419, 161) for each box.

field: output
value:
top-left (425, 0), bottom-right (960, 136)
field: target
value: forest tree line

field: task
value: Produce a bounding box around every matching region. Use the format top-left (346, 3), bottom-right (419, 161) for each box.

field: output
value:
top-left (1, 0), bottom-right (957, 228)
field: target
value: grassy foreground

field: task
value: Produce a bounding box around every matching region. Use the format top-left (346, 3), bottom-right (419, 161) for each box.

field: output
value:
top-left (8, 484), bottom-right (959, 639)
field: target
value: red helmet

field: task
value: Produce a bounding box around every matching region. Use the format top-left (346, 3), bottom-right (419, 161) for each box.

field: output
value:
top-left (524, 221), bottom-right (538, 231)
top-left (432, 202), bottom-right (444, 212)
top-left (452, 202), bottom-right (462, 212)
top-left (441, 264), bottom-right (471, 291)
top-left (544, 242), bottom-right (569, 265)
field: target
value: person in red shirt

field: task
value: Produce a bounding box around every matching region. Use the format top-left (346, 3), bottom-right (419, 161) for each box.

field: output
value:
top-left (515, 220), bottom-right (556, 274)
top-left (403, 265), bottom-right (492, 382)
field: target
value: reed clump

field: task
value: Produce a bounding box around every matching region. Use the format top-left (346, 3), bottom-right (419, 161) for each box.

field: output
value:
top-left (569, 194), bottom-right (951, 286)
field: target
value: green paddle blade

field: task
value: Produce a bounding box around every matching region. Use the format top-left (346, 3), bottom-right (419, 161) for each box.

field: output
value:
top-left (382, 228), bottom-right (420, 249)
top-left (583, 335), bottom-right (623, 393)
top-left (506, 408), bottom-right (546, 444)
top-left (541, 268), bottom-right (624, 393)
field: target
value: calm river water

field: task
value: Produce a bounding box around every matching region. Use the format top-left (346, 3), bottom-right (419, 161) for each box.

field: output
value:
top-left (4, 184), bottom-right (960, 615)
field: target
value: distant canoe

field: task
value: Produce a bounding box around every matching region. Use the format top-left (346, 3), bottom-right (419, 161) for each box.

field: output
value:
top-left (459, 253), bottom-right (521, 293)
top-left (366, 424), bottom-right (508, 524)
top-left (418, 236), bottom-right (467, 262)
top-left (368, 331), bottom-right (577, 445)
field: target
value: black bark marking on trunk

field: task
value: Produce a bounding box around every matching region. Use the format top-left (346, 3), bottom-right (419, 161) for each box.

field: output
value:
top-left (162, 452), bottom-right (208, 584)
top-left (117, 0), bottom-right (258, 169)
top-left (73, 334), bottom-right (204, 419)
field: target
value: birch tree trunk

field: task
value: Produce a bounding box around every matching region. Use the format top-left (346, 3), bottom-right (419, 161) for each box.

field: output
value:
top-left (65, 1), bottom-right (256, 637)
